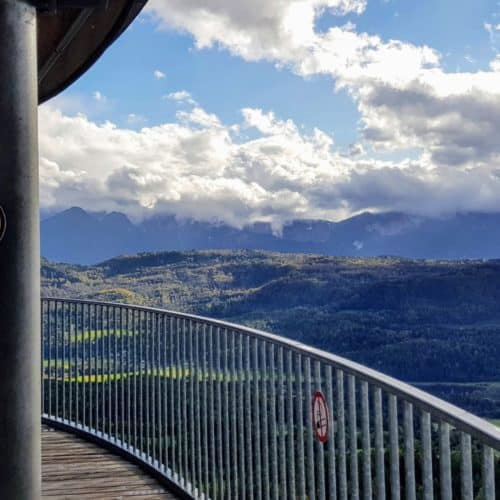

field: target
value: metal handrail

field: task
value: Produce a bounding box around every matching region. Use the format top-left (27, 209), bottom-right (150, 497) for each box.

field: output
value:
top-left (41, 297), bottom-right (500, 499)
top-left (44, 297), bottom-right (500, 450)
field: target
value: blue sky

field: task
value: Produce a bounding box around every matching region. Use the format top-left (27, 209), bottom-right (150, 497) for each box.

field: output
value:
top-left (57, 13), bottom-right (359, 146)
top-left (40, 0), bottom-right (500, 226)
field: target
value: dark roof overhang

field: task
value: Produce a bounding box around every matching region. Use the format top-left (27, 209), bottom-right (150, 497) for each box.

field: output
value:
top-left (37, 0), bottom-right (147, 104)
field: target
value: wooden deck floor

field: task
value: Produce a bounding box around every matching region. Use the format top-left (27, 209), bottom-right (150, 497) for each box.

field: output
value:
top-left (42, 426), bottom-right (178, 499)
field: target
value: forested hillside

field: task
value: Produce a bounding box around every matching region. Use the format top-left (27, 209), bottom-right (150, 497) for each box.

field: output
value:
top-left (42, 250), bottom-right (500, 417)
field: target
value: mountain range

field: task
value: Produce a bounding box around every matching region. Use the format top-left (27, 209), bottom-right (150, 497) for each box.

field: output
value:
top-left (41, 206), bottom-right (500, 264)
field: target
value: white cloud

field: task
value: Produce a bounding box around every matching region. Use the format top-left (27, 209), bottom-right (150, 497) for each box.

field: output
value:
top-left (93, 90), bottom-right (106, 102)
top-left (164, 90), bottom-right (197, 105)
top-left (154, 69), bottom-right (166, 79)
top-left (146, 0), bottom-right (500, 171)
top-left (39, 102), bottom-right (500, 228)
top-left (127, 113), bottom-right (148, 126)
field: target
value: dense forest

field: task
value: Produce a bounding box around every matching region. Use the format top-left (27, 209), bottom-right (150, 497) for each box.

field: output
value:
top-left (41, 250), bottom-right (500, 418)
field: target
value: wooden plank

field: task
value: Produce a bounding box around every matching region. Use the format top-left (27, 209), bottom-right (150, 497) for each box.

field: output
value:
top-left (42, 426), bottom-right (178, 499)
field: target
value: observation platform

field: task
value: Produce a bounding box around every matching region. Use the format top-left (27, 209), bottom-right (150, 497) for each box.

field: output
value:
top-left (42, 425), bottom-right (177, 499)
top-left (39, 297), bottom-right (500, 500)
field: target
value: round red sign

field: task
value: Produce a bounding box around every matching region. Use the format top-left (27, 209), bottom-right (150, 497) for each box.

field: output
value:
top-left (312, 391), bottom-right (329, 443)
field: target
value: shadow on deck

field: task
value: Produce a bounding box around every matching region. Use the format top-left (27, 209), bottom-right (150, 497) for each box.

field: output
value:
top-left (42, 426), bottom-right (178, 499)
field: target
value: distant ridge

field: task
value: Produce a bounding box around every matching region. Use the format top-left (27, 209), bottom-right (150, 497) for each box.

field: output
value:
top-left (41, 207), bottom-right (500, 264)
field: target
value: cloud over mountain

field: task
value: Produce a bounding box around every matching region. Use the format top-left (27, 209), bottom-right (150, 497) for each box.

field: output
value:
top-left (39, 98), bottom-right (500, 228)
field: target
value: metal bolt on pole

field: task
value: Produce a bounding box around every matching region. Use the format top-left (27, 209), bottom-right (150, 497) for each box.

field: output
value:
top-left (0, 0), bottom-right (40, 498)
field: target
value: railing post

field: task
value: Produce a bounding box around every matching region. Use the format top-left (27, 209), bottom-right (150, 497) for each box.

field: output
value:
top-left (0, 1), bottom-right (40, 499)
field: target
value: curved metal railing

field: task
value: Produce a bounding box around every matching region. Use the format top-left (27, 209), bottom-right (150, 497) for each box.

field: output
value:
top-left (41, 298), bottom-right (500, 499)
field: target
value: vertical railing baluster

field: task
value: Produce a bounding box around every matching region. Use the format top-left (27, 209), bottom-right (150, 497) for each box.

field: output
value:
top-left (439, 422), bottom-right (452, 500)
top-left (169, 316), bottom-right (175, 476)
top-left (82, 302), bottom-right (86, 428)
top-left (95, 306), bottom-right (102, 435)
top-left (215, 327), bottom-right (224, 498)
top-left (305, 357), bottom-right (316, 500)
top-left (112, 306), bottom-right (118, 441)
top-left (73, 302), bottom-right (77, 426)
top-left (222, 329), bottom-right (230, 498)
top-left (151, 313), bottom-right (157, 465)
top-left (48, 300), bottom-right (53, 418)
top-left (98, 306), bottom-right (105, 436)
top-left (361, 381), bottom-right (372, 500)
top-left (69, 302), bottom-right (73, 424)
top-left (189, 320), bottom-right (195, 494)
top-left (146, 311), bottom-right (151, 461)
top-left (315, 361), bottom-right (326, 500)
top-left (97, 306), bottom-right (107, 435)
top-left (120, 308), bottom-right (125, 446)
top-left (158, 314), bottom-right (164, 470)
top-left (388, 395), bottom-right (400, 500)
top-left (173, 316), bottom-right (179, 477)
top-left (348, 374), bottom-right (359, 500)
top-left (125, 308), bottom-right (131, 448)
top-left (460, 433), bottom-right (473, 500)
top-left (269, 344), bottom-right (279, 500)
top-left (482, 445), bottom-right (495, 500)
top-left (287, 350), bottom-right (296, 499)
top-left (41, 301), bottom-right (45, 417)
top-left (325, 366), bottom-right (337, 500)
top-left (133, 310), bottom-right (138, 452)
top-left (254, 338), bottom-right (263, 500)
top-left (336, 370), bottom-right (347, 500)
top-left (92, 303), bottom-right (96, 433)
top-left (54, 300), bottom-right (61, 420)
top-left (208, 325), bottom-right (217, 500)
top-left (161, 314), bottom-right (167, 472)
top-left (195, 322), bottom-right (202, 497)
top-left (72, 302), bottom-right (76, 425)
top-left (296, 354), bottom-right (306, 500)
top-left (62, 301), bottom-right (66, 422)
top-left (278, 347), bottom-right (287, 500)
top-left (202, 324), bottom-right (209, 498)
top-left (230, 332), bottom-right (239, 499)
top-left (238, 334), bottom-right (246, 500)
top-left (181, 318), bottom-right (188, 487)
top-left (404, 402), bottom-right (416, 500)
top-left (107, 306), bottom-right (112, 438)
top-left (421, 411), bottom-right (433, 500)
top-left (245, 335), bottom-right (254, 500)
top-left (68, 303), bottom-right (72, 424)
top-left (68, 302), bottom-right (76, 425)
top-left (374, 388), bottom-right (385, 500)
top-left (157, 313), bottom-right (162, 467)
top-left (82, 302), bottom-right (86, 429)
top-left (89, 303), bottom-right (94, 431)
top-left (261, 341), bottom-right (270, 500)
top-left (85, 304), bottom-right (90, 432)
top-left (113, 306), bottom-right (118, 441)
top-left (74, 303), bottom-right (79, 426)
top-left (139, 311), bottom-right (144, 455)
top-left (68, 302), bottom-right (71, 423)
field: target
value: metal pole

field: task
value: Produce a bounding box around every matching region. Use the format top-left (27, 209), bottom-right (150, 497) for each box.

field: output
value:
top-left (0, 1), bottom-right (40, 499)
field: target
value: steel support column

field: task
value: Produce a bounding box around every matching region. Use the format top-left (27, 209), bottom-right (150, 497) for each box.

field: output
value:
top-left (0, 1), bottom-right (40, 498)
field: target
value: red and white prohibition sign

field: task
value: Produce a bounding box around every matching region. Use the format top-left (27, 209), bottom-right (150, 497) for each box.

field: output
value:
top-left (312, 391), bottom-right (329, 443)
